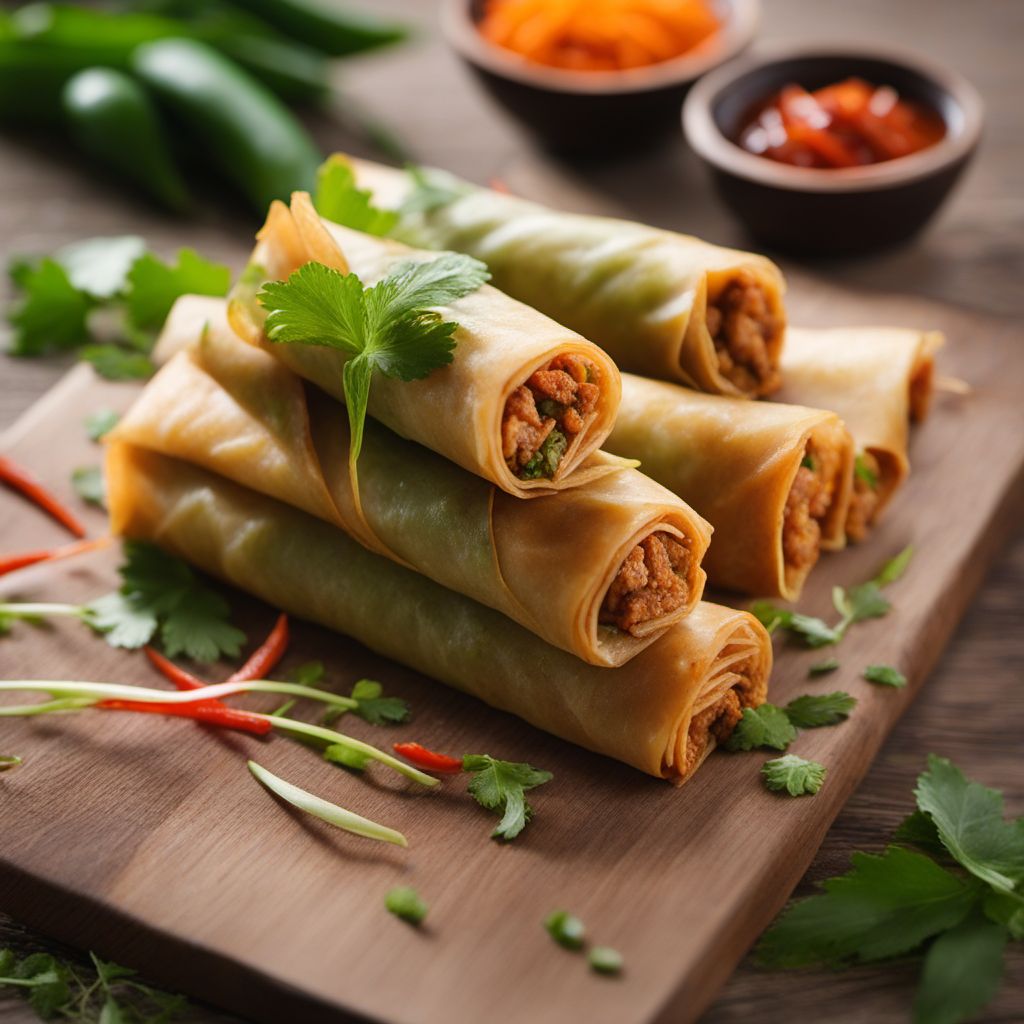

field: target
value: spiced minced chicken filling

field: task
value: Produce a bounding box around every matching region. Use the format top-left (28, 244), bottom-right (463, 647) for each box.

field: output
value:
top-left (502, 354), bottom-right (601, 479)
top-left (782, 440), bottom-right (841, 578)
top-left (599, 532), bottom-right (691, 634)
top-left (705, 270), bottom-right (782, 396)
top-left (846, 450), bottom-right (883, 543)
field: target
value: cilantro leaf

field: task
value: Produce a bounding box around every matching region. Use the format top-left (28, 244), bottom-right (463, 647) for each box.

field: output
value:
top-left (462, 754), bottom-right (553, 840)
top-left (808, 657), bottom-right (839, 676)
top-left (258, 254), bottom-right (488, 466)
top-left (80, 343), bottom-right (155, 381)
top-left (875, 544), bottom-right (914, 585)
top-left (349, 678), bottom-right (410, 726)
top-left (288, 661), bottom-right (325, 687)
top-left (913, 910), bottom-right (1007, 1024)
top-left (159, 589), bottom-right (244, 663)
top-left (125, 248), bottom-right (231, 331)
top-left (400, 164), bottom-right (467, 216)
top-left (915, 755), bottom-right (1024, 893)
top-left (83, 592), bottom-right (159, 649)
top-left (385, 886), bottom-right (428, 925)
top-left (71, 465), bottom-right (105, 508)
top-left (761, 755), bottom-right (826, 796)
top-left (864, 664), bottom-right (907, 688)
top-left (57, 235), bottom-right (146, 299)
top-left (315, 155), bottom-right (398, 236)
top-left (834, 580), bottom-right (891, 625)
top-left (783, 692), bottom-right (856, 729)
top-left (85, 407), bottom-right (120, 441)
top-left (725, 704), bottom-right (797, 751)
top-left (749, 601), bottom-right (841, 647)
top-left (756, 846), bottom-right (977, 966)
top-left (545, 910), bottom-right (586, 950)
top-left (7, 257), bottom-right (92, 355)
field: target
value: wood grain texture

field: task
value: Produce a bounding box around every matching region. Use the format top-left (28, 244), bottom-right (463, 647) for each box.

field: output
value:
top-left (0, 279), bottom-right (1022, 1024)
top-left (1, 0), bottom-right (1022, 1020)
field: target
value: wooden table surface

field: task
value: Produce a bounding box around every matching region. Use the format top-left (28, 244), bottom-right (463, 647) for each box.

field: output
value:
top-left (1, 1), bottom-right (1021, 1021)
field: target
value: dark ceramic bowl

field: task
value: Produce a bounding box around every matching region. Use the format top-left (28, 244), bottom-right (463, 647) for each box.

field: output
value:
top-left (442, 0), bottom-right (760, 155)
top-left (682, 46), bottom-right (984, 254)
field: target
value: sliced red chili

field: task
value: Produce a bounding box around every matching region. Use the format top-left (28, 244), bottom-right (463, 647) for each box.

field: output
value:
top-left (97, 698), bottom-right (272, 735)
top-left (0, 536), bottom-right (110, 578)
top-left (144, 645), bottom-right (207, 691)
top-left (393, 742), bottom-right (464, 774)
top-left (0, 455), bottom-right (87, 538)
top-left (228, 612), bottom-right (289, 682)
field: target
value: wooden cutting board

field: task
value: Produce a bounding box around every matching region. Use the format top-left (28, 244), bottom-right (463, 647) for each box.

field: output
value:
top-left (1, 283), bottom-right (1022, 1024)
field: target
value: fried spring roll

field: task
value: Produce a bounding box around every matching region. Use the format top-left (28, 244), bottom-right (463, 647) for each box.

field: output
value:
top-left (606, 374), bottom-right (855, 600)
top-left (348, 158), bottom-right (787, 398)
top-left (227, 192), bottom-right (622, 497)
top-left (777, 326), bottom-right (943, 541)
top-left (106, 445), bottom-right (771, 784)
top-left (113, 311), bottom-right (711, 667)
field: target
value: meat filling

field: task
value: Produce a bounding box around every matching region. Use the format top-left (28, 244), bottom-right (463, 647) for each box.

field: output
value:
top-left (706, 270), bottom-right (781, 395)
top-left (845, 450), bottom-right (882, 543)
top-left (501, 354), bottom-right (601, 479)
top-left (599, 532), bottom-right (691, 634)
top-left (782, 441), bottom-right (840, 576)
top-left (680, 672), bottom-right (750, 779)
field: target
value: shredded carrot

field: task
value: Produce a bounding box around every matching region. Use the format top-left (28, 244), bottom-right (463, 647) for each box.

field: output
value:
top-left (478, 0), bottom-right (720, 72)
top-left (0, 455), bottom-right (87, 538)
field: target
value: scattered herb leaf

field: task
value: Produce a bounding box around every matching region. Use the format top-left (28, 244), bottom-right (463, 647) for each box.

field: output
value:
top-left (125, 248), bottom-right (232, 331)
top-left (545, 910), bottom-right (586, 950)
top-left (761, 755), bottom-right (826, 797)
top-left (84, 408), bottom-right (120, 441)
top-left (588, 946), bottom-right (624, 975)
top-left (315, 155), bottom-right (398, 236)
top-left (809, 657), bottom-right (840, 676)
top-left (864, 664), bottom-right (907, 688)
top-left (71, 466), bottom-right (105, 508)
top-left (783, 692), bottom-right (857, 729)
top-left (725, 704), bottom-right (797, 751)
top-left (79, 344), bottom-right (155, 381)
top-left (288, 661), bottom-right (325, 687)
top-left (462, 754), bottom-right (553, 840)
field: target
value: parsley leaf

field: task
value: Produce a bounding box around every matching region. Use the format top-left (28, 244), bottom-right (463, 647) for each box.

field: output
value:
top-left (7, 257), bottom-right (92, 355)
top-left (834, 580), bottom-right (891, 626)
top-left (71, 465), bottom-right (105, 508)
top-left (756, 846), bottom-right (977, 966)
top-left (258, 254), bottom-right (488, 467)
top-left (57, 235), bottom-right (146, 299)
top-left (783, 692), bottom-right (857, 728)
top-left (545, 910), bottom-right (586, 950)
top-left (84, 541), bottom-right (244, 662)
top-left (315, 155), bottom-right (398, 236)
top-left (79, 343), bottom-right (155, 381)
top-left (385, 886), bottom-right (428, 925)
top-left (761, 754), bottom-right (826, 796)
top-left (85, 407), bottom-right (120, 441)
top-left (913, 909), bottom-right (1008, 1024)
top-left (864, 664), bottom-right (907, 688)
top-left (462, 754), bottom-right (553, 840)
top-left (125, 248), bottom-right (232, 331)
top-left (349, 678), bottom-right (410, 726)
top-left (894, 810), bottom-right (951, 860)
top-left (808, 657), bottom-right (839, 676)
top-left (915, 755), bottom-right (1024, 893)
top-left (749, 601), bottom-right (841, 647)
top-left (725, 704), bottom-right (797, 751)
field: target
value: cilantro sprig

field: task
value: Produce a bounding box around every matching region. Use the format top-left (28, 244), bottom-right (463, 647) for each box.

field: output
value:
top-left (758, 755), bottom-right (1024, 1023)
top-left (314, 155), bottom-right (398, 237)
top-left (257, 253), bottom-right (489, 470)
top-left (0, 947), bottom-right (187, 1023)
top-left (752, 545), bottom-right (913, 650)
top-left (6, 237), bottom-right (230, 379)
top-left (462, 754), bottom-right (553, 840)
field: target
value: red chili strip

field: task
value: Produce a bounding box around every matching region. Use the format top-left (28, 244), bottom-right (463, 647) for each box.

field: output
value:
top-left (489, 176), bottom-right (511, 194)
top-left (0, 455), bottom-right (87, 538)
top-left (144, 645), bottom-right (207, 691)
top-left (0, 535), bottom-right (111, 578)
top-left (228, 612), bottom-right (289, 682)
top-left (97, 698), bottom-right (272, 735)
top-left (393, 742), bottom-right (464, 774)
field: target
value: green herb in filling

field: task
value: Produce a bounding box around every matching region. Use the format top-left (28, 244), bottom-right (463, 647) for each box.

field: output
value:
top-left (854, 452), bottom-right (880, 489)
top-left (801, 453), bottom-right (817, 471)
top-left (520, 428), bottom-right (568, 480)
top-left (536, 397), bottom-right (563, 419)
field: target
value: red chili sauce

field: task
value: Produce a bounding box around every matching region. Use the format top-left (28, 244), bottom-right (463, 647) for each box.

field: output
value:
top-left (737, 77), bottom-right (946, 169)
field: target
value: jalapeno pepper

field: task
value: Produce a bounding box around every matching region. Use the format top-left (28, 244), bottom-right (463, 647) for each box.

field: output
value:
top-left (62, 67), bottom-right (192, 213)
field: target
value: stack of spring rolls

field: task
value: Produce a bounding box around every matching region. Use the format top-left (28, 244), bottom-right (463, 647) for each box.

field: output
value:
top-left (106, 190), bottom-right (775, 786)
top-left (347, 159), bottom-right (945, 599)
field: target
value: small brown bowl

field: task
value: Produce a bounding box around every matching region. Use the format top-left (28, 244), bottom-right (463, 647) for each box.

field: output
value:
top-left (682, 45), bottom-right (984, 254)
top-left (442, 0), bottom-right (760, 156)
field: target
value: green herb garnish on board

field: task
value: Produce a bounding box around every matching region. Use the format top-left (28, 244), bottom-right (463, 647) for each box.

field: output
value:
top-left (70, 466), bottom-right (105, 508)
top-left (6, 236), bottom-right (230, 379)
top-left (84, 408), bottom-right (120, 441)
top-left (588, 946), bottom-right (624, 976)
top-left (726, 705), bottom-right (797, 752)
top-left (257, 254), bottom-right (489, 472)
top-left (864, 664), bottom-right (908, 688)
top-left (462, 754), bottom-right (553, 841)
top-left (783, 692), bottom-right (857, 729)
top-left (758, 756), bottom-right (1023, 1023)
top-left (545, 910), bottom-right (586, 950)
top-left (761, 755), bottom-right (826, 796)
top-left (386, 887), bottom-right (429, 926)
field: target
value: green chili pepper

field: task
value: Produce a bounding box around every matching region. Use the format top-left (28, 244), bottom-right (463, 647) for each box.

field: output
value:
top-left (62, 67), bottom-right (192, 213)
top-left (223, 0), bottom-right (407, 57)
top-left (132, 37), bottom-right (322, 212)
top-left (216, 33), bottom-right (330, 104)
